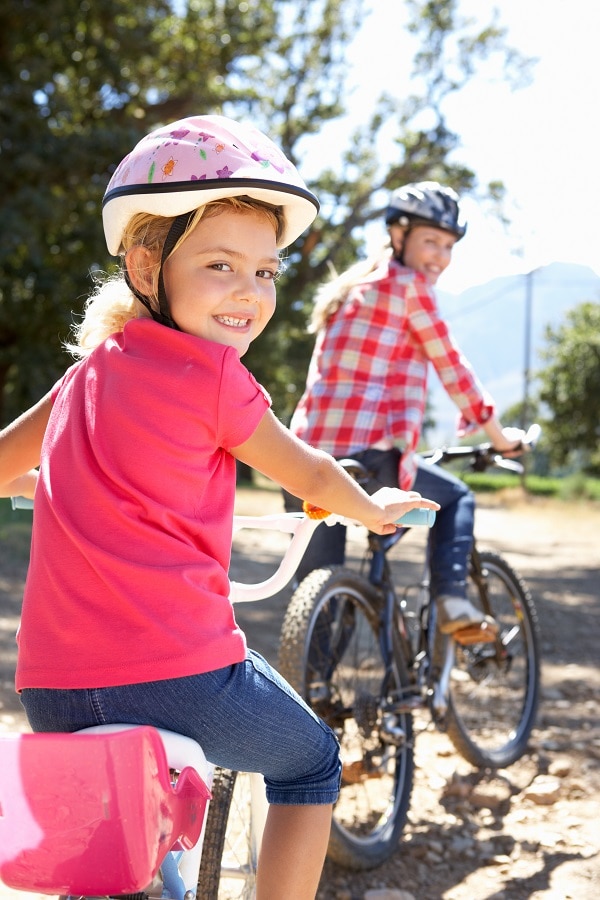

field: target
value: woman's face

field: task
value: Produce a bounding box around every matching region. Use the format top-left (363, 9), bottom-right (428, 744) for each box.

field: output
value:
top-left (390, 224), bottom-right (457, 285)
top-left (162, 208), bottom-right (279, 356)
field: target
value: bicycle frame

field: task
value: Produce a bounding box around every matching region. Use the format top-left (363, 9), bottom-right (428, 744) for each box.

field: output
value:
top-left (345, 426), bottom-right (541, 727)
top-left (0, 507), bottom-right (325, 899)
top-left (361, 511), bottom-right (513, 725)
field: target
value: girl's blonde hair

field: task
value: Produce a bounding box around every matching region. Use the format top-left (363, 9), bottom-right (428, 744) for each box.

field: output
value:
top-left (309, 242), bottom-right (393, 333)
top-left (67, 197), bottom-right (284, 358)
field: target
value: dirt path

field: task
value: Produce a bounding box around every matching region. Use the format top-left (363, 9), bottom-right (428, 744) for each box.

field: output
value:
top-left (236, 490), bottom-right (600, 900)
top-left (1, 491), bottom-right (599, 899)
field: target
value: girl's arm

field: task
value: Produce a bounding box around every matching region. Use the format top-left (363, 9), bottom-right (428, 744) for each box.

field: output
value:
top-left (0, 392), bottom-right (53, 498)
top-left (231, 410), bottom-right (438, 536)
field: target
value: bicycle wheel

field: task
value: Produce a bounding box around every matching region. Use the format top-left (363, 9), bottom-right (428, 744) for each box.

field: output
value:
top-left (278, 566), bottom-right (414, 870)
top-left (446, 550), bottom-right (541, 769)
top-left (196, 767), bottom-right (259, 899)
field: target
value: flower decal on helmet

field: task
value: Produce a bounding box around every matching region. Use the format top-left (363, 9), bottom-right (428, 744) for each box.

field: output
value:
top-left (103, 114), bottom-right (319, 253)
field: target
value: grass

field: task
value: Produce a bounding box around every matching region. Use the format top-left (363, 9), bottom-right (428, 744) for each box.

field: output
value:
top-left (243, 467), bottom-right (600, 504)
top-left (462, 471), bottom-right (600, 502)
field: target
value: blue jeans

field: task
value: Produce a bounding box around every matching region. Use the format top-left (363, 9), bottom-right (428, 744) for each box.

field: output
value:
top-left (284, 449), bottom-right (474, 599)
top-left (412, 457), bottom-right (475, 599)
top-left (20, 649), bottom-right (341, 806)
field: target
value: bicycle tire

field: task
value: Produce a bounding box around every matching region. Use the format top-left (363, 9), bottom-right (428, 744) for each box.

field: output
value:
top-left (196, 767), bottom-right (258, 899)
top-left (446, 550), bottom-right (541, 768)
top-left (278, 566), bottom-right (414, 870)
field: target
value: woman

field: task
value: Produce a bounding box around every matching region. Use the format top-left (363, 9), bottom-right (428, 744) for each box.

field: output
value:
top-left (286, 182), bottom-right (525, 636)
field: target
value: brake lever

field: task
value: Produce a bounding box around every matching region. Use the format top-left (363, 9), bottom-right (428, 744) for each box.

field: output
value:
top-left (493, 456), bottom-right (524, 475)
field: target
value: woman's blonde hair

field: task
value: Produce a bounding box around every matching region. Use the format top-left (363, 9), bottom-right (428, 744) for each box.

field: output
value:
top-left (67, 197), bottom-right (284, 357)
top-left (309, 242), bottom-right (392, 333)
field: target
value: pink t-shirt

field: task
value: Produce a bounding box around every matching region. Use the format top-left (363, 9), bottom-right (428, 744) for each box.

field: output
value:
top-left (16, 319), bottom-right (270, 690)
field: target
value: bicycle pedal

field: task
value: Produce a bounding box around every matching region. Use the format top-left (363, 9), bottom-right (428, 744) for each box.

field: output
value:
top-left (393, 696), bottom-right (424, 712)
top-left (453, 622), bottom-right (498, 645)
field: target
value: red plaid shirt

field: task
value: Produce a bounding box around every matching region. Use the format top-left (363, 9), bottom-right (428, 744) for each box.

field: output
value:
top-left (290, 259), bottom-right (495, 489)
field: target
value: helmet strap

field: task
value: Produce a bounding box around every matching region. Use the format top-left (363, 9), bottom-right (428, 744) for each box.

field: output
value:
top-left (122, 211), bottom-right (195, 331)
top-left (122, 264), bottom-right (173, 328)
top-left (155, 211), bottom-right (197, 330)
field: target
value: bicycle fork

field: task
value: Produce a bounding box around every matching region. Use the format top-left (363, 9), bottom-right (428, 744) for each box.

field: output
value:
top-left (377, 586), bottom-right (414, 748)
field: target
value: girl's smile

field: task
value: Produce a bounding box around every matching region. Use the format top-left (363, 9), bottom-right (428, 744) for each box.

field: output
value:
top-left (163, 208), bottom-right (280, 355)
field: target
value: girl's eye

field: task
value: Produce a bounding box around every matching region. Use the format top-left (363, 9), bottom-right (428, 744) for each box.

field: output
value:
top-left (210, 262), bottom-right (232, 272)
top-left (257, 268), bottom-right (279, 281)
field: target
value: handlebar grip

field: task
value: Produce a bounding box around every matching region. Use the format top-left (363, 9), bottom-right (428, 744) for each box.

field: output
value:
top-left (11, 496), bottom-right (34, 510)
top-left (396, 508), bottom-right (436, 527)
top-left (525, 423), bottom-right (542, 448)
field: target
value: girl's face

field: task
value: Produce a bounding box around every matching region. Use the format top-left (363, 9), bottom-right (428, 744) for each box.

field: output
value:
top-left (162, 208), bottom-right (280, 356)
top-left (391, 224), bottom-right (457, 285)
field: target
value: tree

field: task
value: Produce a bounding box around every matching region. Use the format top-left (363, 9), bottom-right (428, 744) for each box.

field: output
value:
top-left (537, 301), bottom-right (600, 475)
top-left (237, 0), bottom-right (534, 419)
top-left (0, 0), bottom-right (284, 420)
top-left (0, 0), bottom-right (532, 425)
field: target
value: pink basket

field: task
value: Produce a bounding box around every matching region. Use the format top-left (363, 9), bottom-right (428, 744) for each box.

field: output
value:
top-left (0, 726), bottom-right (210, 895)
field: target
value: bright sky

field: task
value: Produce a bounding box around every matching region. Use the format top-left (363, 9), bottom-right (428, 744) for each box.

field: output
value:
top-left (326, 0), bottom-right (600, 294)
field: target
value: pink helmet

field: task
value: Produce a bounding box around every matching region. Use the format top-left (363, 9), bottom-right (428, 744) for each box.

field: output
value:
top-left (102, 114), bottom-right (319, 254)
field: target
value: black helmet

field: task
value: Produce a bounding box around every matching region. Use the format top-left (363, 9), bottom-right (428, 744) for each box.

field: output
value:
top-left (385, 181), bottom-right (467, 240)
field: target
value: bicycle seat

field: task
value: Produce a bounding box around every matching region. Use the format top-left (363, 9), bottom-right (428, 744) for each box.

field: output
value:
top-left (0, 725), bottom-right (211, 895)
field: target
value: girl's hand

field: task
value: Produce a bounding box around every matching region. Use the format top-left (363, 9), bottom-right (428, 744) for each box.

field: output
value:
top-left (366, 487), bottom-right (440, 535)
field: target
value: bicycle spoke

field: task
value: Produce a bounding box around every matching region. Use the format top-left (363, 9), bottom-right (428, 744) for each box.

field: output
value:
top-left (446, 552), bottom-right (540, 768)
top-left (197, 769), bottom-right (258, 899)
top-left (279, 567), bottom-right (414, 870)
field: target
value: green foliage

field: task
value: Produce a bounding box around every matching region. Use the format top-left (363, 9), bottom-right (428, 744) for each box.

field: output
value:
top-left (0, 0), bottom-right (282, 420)
top-left (556, 471), bottom-right (600, 502)
top-left (0, 498), bottom-right (33, 569)
top-left (537, 301), bottom-right (600, 475)
top-left (1, 0), bottom-right (532, 425)
top-left (462, 471), bottom-right (600, 501)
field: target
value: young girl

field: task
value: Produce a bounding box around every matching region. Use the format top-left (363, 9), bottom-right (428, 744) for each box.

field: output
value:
top-left (286, 182), bottom-right (525, 637)
top-left (0, 116), bottom-right (438, 900)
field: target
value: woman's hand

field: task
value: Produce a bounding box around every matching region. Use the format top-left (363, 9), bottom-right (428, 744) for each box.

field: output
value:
top-left (483, 419), bottom-right (528, 457)
top-left (494, 426), bottom-right (529, 457)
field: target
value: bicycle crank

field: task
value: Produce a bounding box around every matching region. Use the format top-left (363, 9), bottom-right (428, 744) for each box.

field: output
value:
top-left (379, 713), bottom-right (408, 746)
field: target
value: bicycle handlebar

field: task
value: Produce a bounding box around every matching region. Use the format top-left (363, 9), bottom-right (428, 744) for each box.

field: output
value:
top-left (8, 496), bottom-right (433, 605)
top-left (230, 513), bottom-right (318, 602)
top-left (11, 496), bottom-right (34, 510)
top-left (229, 505), bottom-right (435, 602)
top-left (422, 423), bottom-right (542, 475)
top-left (9, 485), bottom-right (436, 605)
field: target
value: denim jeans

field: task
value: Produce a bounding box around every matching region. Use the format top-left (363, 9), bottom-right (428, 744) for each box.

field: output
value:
top-left (412, 456), bottom-right (475, 598)
top-left (20, 649), bottom-right (341, 806)
top-left (284, 449), bottom-right (474, 599)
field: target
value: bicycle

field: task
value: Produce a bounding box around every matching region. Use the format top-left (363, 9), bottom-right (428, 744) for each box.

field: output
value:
top-left (0, 501), bottom-right (430, 900)
top-left (277, 426), bottom-right (542, 871)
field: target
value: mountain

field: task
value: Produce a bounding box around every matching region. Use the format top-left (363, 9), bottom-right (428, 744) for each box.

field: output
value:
top-left (428, 262), bottom-right (600, 444)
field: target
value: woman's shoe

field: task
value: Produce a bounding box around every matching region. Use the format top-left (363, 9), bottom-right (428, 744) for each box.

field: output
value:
top-left (437, 596), bottom-right (498, 636)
